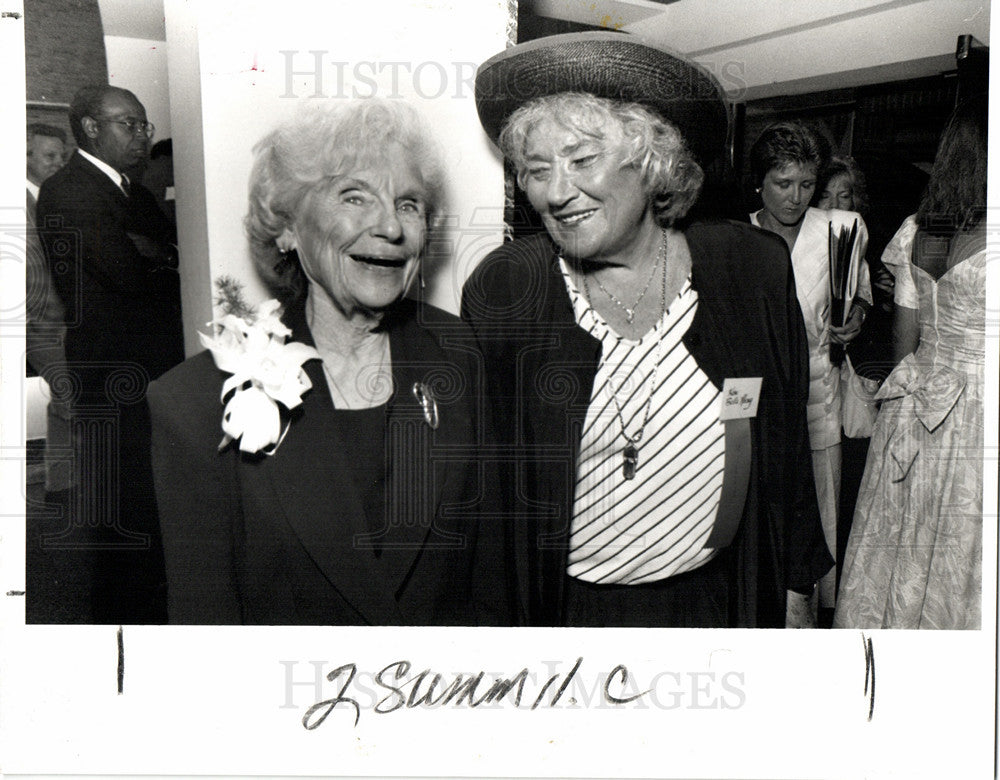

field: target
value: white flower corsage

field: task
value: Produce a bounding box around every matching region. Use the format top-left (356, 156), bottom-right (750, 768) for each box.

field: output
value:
top-left (199, 278), bottom-right (319, 455)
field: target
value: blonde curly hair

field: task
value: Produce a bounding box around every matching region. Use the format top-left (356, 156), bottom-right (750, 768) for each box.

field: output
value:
top-left (499, 92), bottom-right (704, 227)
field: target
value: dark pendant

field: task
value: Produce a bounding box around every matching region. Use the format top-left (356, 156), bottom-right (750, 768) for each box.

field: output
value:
top-left (623, 444), bottom-right (638, 480)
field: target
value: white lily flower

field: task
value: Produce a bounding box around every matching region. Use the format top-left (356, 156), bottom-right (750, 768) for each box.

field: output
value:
top-left (200, 298), bottom-right (320, 455)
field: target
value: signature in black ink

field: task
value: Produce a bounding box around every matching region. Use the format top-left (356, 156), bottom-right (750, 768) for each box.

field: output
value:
top-left (300, 657), bottom-right (664, 728)
top-left (724, 388), bottom-right (753, 411)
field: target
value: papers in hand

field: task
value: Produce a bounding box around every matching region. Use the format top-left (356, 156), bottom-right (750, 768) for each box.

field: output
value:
top-left (828, 218), bottom-right (862, 365)
top-left (829, 218), bottom-right (861, 327)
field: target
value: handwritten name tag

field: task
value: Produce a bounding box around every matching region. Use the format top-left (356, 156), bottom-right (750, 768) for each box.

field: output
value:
top-left (720, 377), bottom-right (762, 420)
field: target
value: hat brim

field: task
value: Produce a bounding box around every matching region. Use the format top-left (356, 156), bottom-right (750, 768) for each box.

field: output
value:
top-left (475, 31), bottom-right (730, 164)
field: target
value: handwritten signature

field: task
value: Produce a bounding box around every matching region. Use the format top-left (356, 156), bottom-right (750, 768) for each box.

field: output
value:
top-left (724, 388), bottom-right (754, 410)
top-left (295, 657), bottom-right (745, 728)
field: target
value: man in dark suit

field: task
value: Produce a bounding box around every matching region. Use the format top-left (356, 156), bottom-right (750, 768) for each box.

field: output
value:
top-left (36, 85), bottom-right (184, 623)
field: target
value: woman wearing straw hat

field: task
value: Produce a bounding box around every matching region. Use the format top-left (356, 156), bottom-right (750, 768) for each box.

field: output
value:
top-left (462, 32), bottom-right (832, 628)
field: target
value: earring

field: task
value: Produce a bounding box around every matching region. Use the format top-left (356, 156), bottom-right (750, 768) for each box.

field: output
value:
top-left (755, 187), bottom-right (761, 194)
top-left (275, 228), bottom-right (297, 254)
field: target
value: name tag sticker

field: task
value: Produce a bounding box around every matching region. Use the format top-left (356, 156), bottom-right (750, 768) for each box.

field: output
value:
top-left (720, 377), bottom-right (762, 420)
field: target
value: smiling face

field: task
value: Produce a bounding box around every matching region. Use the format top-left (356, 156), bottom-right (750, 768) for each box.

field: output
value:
top-left (27, 134), bottom-right (65, 185)
top-left (83, 90), bottom-right (150, 173)
top-left (291, 143), bottom-right (428, 319)
top-left (520, 117), bottom-right (655, 265)
top-left (817, 172), bottom-right (854, 211)
top-left (760, 161), bottom-right (817, 227)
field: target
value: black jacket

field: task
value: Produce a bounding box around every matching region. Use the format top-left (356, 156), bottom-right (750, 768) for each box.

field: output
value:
top-left (461, 222), bottom-right (832, 627)
top-left (149, 298), bottom-right (507, 625)
top-left (36, 150), bottom-right (182, 382)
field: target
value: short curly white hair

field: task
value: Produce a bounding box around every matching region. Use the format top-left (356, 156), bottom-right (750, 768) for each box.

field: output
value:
top-left (245, 98), bottom-right (446, 301)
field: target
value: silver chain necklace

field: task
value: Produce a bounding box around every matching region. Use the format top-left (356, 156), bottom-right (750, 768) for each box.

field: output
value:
top-left (581, 229), bottom-right (669, 480)
top-left (591, 232), bottom-right (666, 325)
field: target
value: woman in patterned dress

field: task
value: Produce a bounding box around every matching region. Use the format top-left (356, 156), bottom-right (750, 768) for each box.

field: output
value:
top-left (835, 95), bottom-right (988, 629)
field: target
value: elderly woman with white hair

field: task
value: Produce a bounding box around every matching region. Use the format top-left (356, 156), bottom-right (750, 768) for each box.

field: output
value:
top-left (463, 32), bottom-right (832, 628)
top-left (149, 99), bottom-right (504, 625)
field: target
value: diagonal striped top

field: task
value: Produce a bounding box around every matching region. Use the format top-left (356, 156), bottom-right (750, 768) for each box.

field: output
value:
top-left (559, 259), bottom-right (725, 585)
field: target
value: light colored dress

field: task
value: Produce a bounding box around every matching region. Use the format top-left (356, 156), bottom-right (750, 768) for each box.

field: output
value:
top-left (750, 207), bottom-right (872, 608)
top-left (834, 219), bottom-right (985, 629)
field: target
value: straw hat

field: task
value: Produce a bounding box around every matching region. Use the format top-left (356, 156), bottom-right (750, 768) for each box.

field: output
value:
top-left (474, 31), bottom-right (730, 164)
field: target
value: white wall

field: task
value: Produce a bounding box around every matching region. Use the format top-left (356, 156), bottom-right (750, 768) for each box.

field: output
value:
top-left (104, 34), bottom-right (172, 140)
top-left (164, 0), bottom-right (510, 355)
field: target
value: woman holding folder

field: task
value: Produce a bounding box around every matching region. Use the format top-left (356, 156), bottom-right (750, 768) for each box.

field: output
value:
top-left (749, 120), bottom-right (872, 621)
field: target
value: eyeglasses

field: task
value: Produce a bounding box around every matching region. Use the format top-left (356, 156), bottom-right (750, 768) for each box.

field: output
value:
top-left (98, 117), bottom-right (155, 139)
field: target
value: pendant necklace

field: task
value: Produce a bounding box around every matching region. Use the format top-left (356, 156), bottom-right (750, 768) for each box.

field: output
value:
top-left (581, 229), bottom-right (669, 480)
top-left (591, 234), bottom-right (666, 325)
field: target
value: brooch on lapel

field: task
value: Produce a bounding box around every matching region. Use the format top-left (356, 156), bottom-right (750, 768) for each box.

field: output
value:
top-left (412, 382), bottom-right (439, 430)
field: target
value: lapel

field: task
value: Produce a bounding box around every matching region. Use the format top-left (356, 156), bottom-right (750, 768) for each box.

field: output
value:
top-left (263, 354), bottom-right (403, 623)
top-left (531, 250), bottom-right (602, 447)
top-left (522, 248), bottom-right (601, 623)
top-left (378, 307), bottom-right (453, 587)
top-left (258, 300), bottom-right (446, 624)
top-left (520, 250), bottom-right (601, 536)
top-left (789, 208), bottom-right (829, 313)
top-left (682, 225), bottom-right (746, 391)
top-left (70, 151), bottom-right (129, 206)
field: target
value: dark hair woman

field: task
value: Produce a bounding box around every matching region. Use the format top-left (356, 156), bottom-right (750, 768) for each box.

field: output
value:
top-left (748, 120), bottom-right (874, 618)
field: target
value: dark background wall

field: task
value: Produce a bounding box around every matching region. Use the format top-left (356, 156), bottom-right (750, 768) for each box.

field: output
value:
top-left (736, 75), bottom-right (956, 262)
top-left (25, 0), bottom-right (108, 145)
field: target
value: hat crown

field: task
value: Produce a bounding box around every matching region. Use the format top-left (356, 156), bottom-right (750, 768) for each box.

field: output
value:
top-left (475, 31), bottom-right (730, 164)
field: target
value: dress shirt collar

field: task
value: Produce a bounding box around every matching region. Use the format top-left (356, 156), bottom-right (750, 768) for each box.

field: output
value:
top-left (26, 180), bottom-right (39, 200)
top-left (78, 148), bottom-right (129, 195)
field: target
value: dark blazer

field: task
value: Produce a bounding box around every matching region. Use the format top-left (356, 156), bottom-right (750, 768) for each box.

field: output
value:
top-left (34, 151), bottom-right (181, 623)
top-left (461, 221), bottom-right (833, 627)
top-left (36, 150), bottom-right (182, 381)
top-left (148, 298), bottom-right (506, 625)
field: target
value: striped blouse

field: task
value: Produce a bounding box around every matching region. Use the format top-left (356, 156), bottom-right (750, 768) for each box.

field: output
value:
top-left (559, 258), bottom-right (726, 585)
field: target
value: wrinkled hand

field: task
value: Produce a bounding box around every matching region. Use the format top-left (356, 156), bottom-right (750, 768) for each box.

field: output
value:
top-left (830, 304), bottom-right (864, 345)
